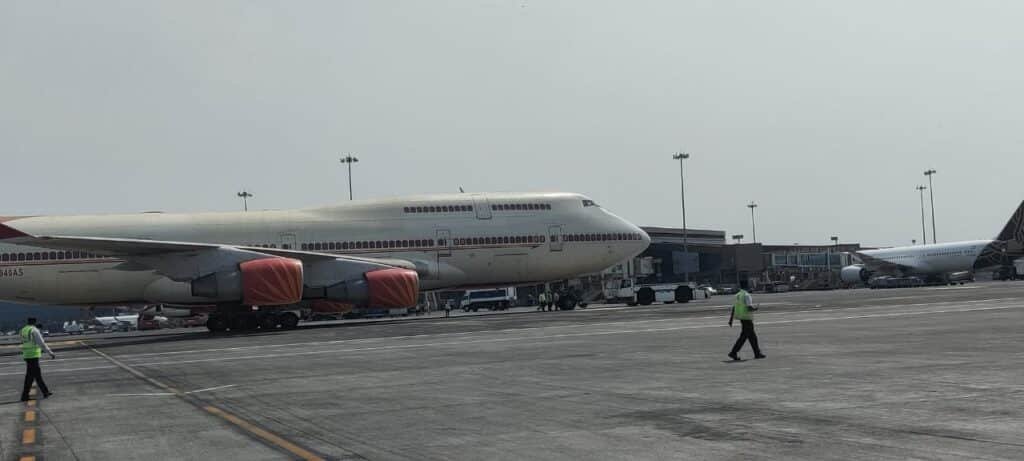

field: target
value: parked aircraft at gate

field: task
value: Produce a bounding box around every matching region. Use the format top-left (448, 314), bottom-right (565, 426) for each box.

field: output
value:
top-left (842, 200), bottom-right (1024, 283)
top-left (0, 192), bottom-right (650, 331)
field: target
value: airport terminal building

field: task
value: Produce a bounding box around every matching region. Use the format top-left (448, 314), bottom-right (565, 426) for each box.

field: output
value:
top-left (627, 226), bottom-right (862, 290)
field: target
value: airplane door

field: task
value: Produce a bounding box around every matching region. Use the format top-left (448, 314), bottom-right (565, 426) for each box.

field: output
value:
top-left (436, 229), bottom-right (452, 257)
top-left (473, 196), bottom-right (492, 220)
top-left (279, 233), bottom-right (297, 250)
top-left (548, 225), bottom-right (563, 252)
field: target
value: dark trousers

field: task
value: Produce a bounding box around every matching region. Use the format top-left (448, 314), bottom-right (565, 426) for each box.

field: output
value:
top-left (22, 358), bottom-right (50, 399)
top-left (730, 320), bottom-right (762, 356)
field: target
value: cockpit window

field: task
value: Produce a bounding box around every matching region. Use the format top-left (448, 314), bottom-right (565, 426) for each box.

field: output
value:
top-left (582, 199), bottom-right (599, 207)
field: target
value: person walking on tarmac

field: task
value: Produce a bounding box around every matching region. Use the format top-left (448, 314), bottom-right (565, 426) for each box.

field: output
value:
top-left (21, 317), bottom-right (55, 401)
top-left (728, 281), bottom-right (766, 361)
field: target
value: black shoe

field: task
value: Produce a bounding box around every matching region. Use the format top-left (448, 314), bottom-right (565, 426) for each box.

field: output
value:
top-left (728, 352), bottom-right (740, 361)
top-left (43, 392), bottom-right (52, 398)
top-left (20, 397), bottom-right (29, 402)
top-left (754, 354), bottom-right (766, 359)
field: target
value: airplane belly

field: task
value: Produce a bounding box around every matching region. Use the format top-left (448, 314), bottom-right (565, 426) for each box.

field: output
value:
top-left (54, 264), bottom-right (154, 304)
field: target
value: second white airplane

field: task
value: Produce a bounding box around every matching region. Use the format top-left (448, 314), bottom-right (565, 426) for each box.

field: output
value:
top-left (841, 200), bottom-right (1024, 284)
top-left (0, 192), bottom-right (650, 331)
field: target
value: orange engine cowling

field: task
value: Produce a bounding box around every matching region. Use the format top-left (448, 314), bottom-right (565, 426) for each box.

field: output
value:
top-left (301, 265), bottom-right (421, 308)
top-left (364, 268), bottom-right (419, 308)
top-left (239, 258), bottom-right (304, 306)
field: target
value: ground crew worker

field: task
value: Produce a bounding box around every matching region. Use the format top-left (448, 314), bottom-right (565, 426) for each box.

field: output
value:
top-left (537, 292), bottom-right (547, 311)
top-left (728, 281), bottom-right (766, 361)
top-left (20, 317), bottom-right (54, 401)
top-left (551, 291), bottom-right (560, 311)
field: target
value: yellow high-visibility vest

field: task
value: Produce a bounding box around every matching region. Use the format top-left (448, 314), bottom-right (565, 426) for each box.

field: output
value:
top-left (20, 325), bottom-right (41, 360)
top-left (733, 290), bottom-right (752, 321)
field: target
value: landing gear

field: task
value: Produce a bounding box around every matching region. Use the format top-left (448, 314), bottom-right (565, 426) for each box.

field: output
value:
top-left (278, 312), bottom-right (300, 330)
top-left (206, 309), bottom-right (301, 333)
top-left (206, 314), bottom-right (229, 333)
top-left (231, 314), bottom-right (259, 331)
top-left (259, 314), bottom-right (280, 330)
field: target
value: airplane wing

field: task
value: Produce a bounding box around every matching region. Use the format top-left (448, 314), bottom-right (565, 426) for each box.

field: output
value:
top-left (852, 251), bottom-right (911, 276)
top-left (1, 227), bottom-right (415, 280)
top-left (0, 221), bottom-right (421, 309)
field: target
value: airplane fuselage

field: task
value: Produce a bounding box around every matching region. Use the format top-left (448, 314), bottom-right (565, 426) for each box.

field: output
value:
top-left (0, 193), bottom-right (650, 306)
top-left (858, 240), bottom-right (995, 275)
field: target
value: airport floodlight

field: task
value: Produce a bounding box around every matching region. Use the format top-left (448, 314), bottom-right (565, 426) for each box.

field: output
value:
top-left (923, 169), bottom-right (937, 243)
top-left (747, 202), bottom-right (758, 243)
top-left (915, 185), bottom-right (928, 245)
top-left (237, 190), bottom-right (253, 212)
top-left (672, 151), bottom-right (691, 283)
top-left (340, 155), bottom-right (360, 201)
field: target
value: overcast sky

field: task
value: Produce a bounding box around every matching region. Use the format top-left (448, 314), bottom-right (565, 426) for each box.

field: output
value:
top-left (2, 1), bottom-right (1022, 247)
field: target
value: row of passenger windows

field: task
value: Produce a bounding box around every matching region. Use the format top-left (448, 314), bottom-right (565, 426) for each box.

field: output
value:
top-left (302, 239), bottom-right (437, 251)
top-left (403, 205), bottom-right (474, 214)
top-left (0, 251), bottom-right (110, 262)
top-left (926, 251), bottom-right (965, 257)
top-left (491, 203), bottom-right (551, 211)
top-left (453, 235), bottom-right (546, 246)
top-left (565, 232), bottom-right (643, 242)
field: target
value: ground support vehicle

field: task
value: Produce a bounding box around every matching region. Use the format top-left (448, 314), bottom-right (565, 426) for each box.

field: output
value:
top-left (461, 288), bottom-right (517, 312)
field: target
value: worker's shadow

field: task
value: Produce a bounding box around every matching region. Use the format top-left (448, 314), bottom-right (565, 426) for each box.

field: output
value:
top-left (0, 399), bottom-right (29, 405)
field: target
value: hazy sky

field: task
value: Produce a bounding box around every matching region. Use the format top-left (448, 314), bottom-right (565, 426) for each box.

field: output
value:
top-left (2, 1), bottom-right (1022, 247)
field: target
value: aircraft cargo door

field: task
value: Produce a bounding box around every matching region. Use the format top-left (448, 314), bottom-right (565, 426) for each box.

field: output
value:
top-left (548, 225), bottom-right (563, 252)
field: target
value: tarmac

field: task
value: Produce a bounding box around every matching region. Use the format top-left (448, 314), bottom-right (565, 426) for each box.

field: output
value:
top-left (0, 281), bottom-right (1022, 460)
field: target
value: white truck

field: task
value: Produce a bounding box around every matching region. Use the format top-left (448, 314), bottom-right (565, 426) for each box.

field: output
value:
top-left (460, 288), bottom-right (517, 312)
top-left (603, 257), bottom-right (696, 306)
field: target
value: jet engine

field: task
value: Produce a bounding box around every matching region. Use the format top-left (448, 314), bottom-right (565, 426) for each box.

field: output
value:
top-left (191, 257), bottom-right (304, 306)
top-left (840, 265), bottom-right (870, 283)
top-left (304, 267), bottom-right (419, 308)
top-left (190, 257), bottom-right (419, 308)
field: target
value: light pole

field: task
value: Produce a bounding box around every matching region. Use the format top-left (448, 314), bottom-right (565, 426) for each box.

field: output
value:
top-left (672, 151), bottom-right (691, 283)
top-left (340, 155), bottom-right (359, 201)
top-left (237, 190), bottom-right (253, 212)
top-left (732, 234), bottom-right (744, 244)
top-left (830, 235), bottom-right (839, 287)
top-left (747, 202), bottom-right (758, 243)
top-left (915, 185), bottom-right (928, 245)
top-left (923, 169), bottom-right (937, 243)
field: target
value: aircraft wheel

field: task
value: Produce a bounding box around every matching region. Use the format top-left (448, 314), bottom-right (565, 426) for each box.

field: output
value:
top-left (207, 315), bottom-right (229, 333)
top-left (637, 287), bottom-right (655, 306)
top-left (232, 314), bottom-right (259, 331)
top-left (259, 314), bottom-right (279, 330)
top-left (278, 312), bottom-right (300, 330)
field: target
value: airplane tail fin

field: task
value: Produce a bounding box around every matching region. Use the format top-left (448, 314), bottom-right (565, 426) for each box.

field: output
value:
top-left (995, 200), bottom-right (1024, 243)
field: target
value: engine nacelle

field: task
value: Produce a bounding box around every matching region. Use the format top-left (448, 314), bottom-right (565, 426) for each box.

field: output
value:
top-left (191, 257), bottom-right (304, 306)
top-left (840, 265), bottom-right (870, 283)
top-left (305, 268), bottom-right (420, 308)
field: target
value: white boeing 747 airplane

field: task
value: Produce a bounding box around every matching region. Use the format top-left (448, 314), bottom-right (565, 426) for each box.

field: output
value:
top-left (841, 200), bottom-right (1024, 284)
top-left (0, 192), bottom-right (650, 331)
